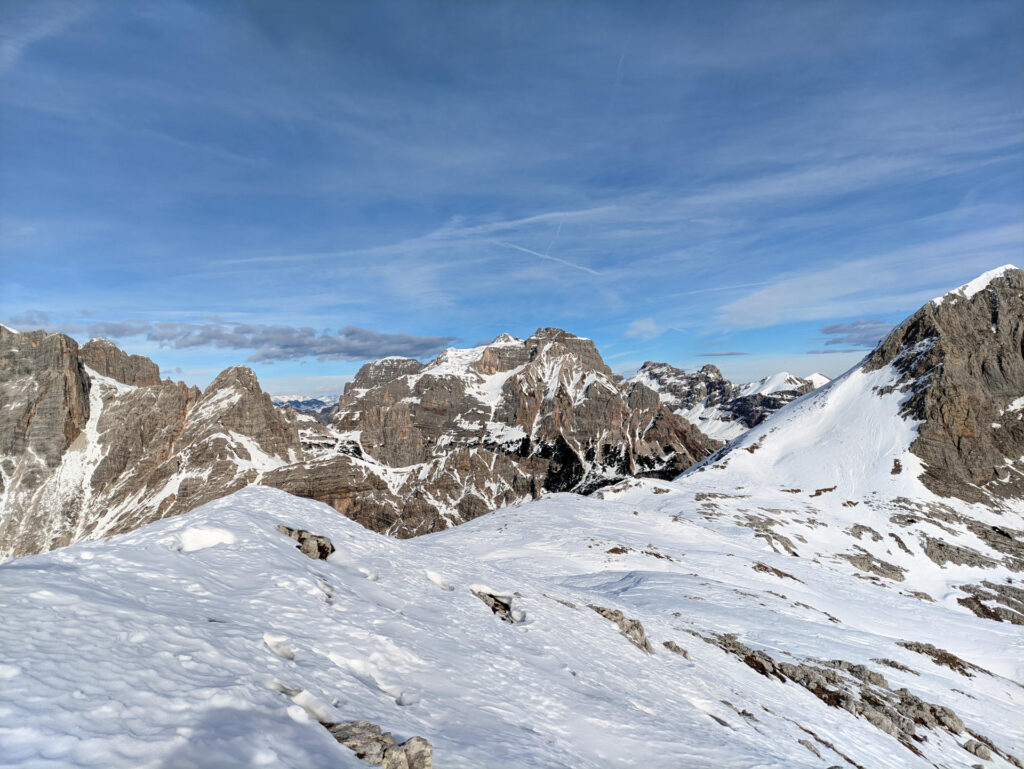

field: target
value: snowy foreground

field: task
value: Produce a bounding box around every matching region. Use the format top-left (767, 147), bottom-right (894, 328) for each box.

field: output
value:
top-left (0, 474), bottom-right (1021, 768)
top-left (3, 342), bottom-right (1024, 768)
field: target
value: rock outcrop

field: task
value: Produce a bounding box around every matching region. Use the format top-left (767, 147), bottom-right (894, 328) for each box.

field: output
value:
top-left (864, 265), bottom-right (1024, 504)
top-left (309, 328), bottom-right (719, 536)
top-left (0, 329), bottom-right (303, 558)
top-left (321, 720), bottom-right (433, 769)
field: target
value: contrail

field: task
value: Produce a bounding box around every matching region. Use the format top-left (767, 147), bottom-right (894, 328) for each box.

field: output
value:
top-left (667, 280), bottom-right (773, 297)
top-left (492, 240), bottom-right (601, 276)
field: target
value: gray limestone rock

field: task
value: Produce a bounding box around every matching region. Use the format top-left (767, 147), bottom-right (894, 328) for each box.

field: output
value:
top-left (321, 720), bottom-right (432, 769)
top-left (589, 605), bottom-right (654, 653)
top-left (631, 362), bottom-right (818, 440)
top-left (276, 524), bottom-right (335, 559)
top-left (864, 267), bottom-right (1024, 504)
top-left (80, 338), bottom-right (161, 386)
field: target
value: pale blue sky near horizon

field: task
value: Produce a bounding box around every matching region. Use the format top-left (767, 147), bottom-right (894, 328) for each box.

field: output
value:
top-left (1, 0), bottom-right (1022, 395)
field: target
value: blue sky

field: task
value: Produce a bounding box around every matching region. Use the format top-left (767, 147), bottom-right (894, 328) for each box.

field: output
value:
top-left (2, 0), bottom-right (1022, 395)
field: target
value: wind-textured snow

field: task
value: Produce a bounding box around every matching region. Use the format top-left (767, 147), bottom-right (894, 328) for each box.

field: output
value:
top-left (1, 470), bottom-right (1020, 767)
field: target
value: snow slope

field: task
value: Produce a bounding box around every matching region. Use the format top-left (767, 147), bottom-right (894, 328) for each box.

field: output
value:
top-left (0, 484), bottom-right (1020, 769)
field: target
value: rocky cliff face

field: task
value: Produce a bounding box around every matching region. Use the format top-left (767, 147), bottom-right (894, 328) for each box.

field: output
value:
top-left (268, 328), bottom-right (719, 537)
top-left (632, 361), bottom-right (821, 441)
top-left (0, 327), bottom-right (718, 556)
top-left (80, 338), bottom-right (161, 387)
top-left (864, 265), bottom-right (1024, 505)
top-left (0, 330), bottom-right (304, 559)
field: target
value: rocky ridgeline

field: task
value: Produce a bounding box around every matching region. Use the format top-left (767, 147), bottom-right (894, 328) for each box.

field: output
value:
top-left (0, 326), bottom-right (718, 557)
top-left (0, 326), bottom-right (307, 558)
top-left (631, 362), bottom-right (823, 441)
top-left (266, 328), bottom-right (719, 536)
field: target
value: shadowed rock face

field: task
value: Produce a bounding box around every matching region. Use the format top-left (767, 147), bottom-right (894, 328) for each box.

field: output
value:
top-left (864, 266), bottom-right (1024, 504)
top-left (0, 327), bottom-right (719, 556)
top-left (0, 327), bottom-right (90, 469)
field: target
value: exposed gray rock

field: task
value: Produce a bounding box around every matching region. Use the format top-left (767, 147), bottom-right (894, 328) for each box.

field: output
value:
top-left (0, 327), bottom-right (724, 557)
top-left (320, 329), bottom-right (719, 537)
top-left (896, 641), bottom-right (992, 678)
top-left (472, 589), bottom-right (518, 623)
top-left (923, 536), bottom-right (997, 569)
top-left (662, 640), bottom-right (691, 659)
top-left (589, 605), bottom-right (654, 652)
top-left (321, 720), bottom-right (432, 769)
top-left (631, 362), bottom-right (820, 441)
top-left (704, 632), bottom-right (971, 752)
top-left (80, 338), bottom-right (161, 387)
top-left (964, 739), bottom-right (992, 761)
top-left (276, 524), bottom-right (335, 560)
top-left (839, 549), bottom-right (906, 582)
top-left (0, 331), bottom-right (303, 559)
top-left (956, 580), bottom-right (1024, 625)
top-left (864, 266), bottom-right (1024, 504)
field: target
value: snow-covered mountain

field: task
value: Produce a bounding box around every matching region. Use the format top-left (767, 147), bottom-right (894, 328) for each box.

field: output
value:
top-left (2, 267), bottom-right (1023, 767)
top-left (0, 327), bottom-right (717, 558)
top-left (631, 363), bottom-right (828, 441)
top-left (272, 395), bottom-right (338, 425)
top-left (272, 395), bottom-right (338, 411)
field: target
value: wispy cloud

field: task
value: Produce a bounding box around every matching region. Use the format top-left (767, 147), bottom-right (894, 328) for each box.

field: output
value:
top-left (715, 224), bottom-right (1024, 330)
top-left (4, 314), bottom-right (457, 363)
top-left (700, 351), bottom-right (747, 357)
top-left (0, 1), bottom-right (89, 74)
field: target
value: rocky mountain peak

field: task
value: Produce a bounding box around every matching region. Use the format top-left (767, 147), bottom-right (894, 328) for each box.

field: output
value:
top-left (80, 338), bottom-right (161, 387)
top-left (698, 363), bottom-right (724, 379)
top-left (344, 356), bottom-right (425, 394)
top-left (0, 329), bottom-right (90, 471)
top-left (525, 327), bottom-right (610, 375)
top-left (864, 264), bottom-right (1024, 503)
top-left (203, 365), bottom-right (262, 395)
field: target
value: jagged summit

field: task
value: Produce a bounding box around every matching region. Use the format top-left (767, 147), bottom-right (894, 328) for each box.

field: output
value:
top-left (80, 337), bottom-right (162, 387)
top-left (868, 264), bottom-right (1024, 503)
top-left (632, 362), bottom-right (820, 441)
top-left (294, 328), bottom-right (719, 535)
top-left (0, 326), bottom-right (718, 557)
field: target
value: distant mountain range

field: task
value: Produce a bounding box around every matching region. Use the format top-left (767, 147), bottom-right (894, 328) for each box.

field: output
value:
top-left (0, 326), bottom-right (717, 557)
top-left (631, 363), bottom-right (830, 441)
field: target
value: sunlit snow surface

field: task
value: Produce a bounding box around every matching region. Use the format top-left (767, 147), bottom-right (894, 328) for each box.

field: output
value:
top-left (1, 361), bottom-right (1022, 768)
